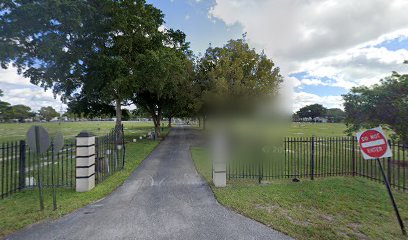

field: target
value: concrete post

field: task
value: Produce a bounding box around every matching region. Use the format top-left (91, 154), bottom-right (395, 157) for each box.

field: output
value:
top-left (76, 132), bottom-right (96, 192)
top-left (213, 162), bottom-right (226, 187)
top-left (212, 131), bottom-right (227, 187)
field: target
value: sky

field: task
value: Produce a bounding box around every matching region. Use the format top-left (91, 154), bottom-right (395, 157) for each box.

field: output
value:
top-left (0, 0), bottom-right (407, 112)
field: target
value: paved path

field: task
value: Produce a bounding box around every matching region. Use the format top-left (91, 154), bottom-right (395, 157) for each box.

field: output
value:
top-left (8, 127), bottom-right (292, 240)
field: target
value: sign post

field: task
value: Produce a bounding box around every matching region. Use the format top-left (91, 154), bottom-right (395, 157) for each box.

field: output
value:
top-left (357, 126), bottom-right (406, 235)
top-left (26, 126), bottom-right (51, 211)
top-left (52, 132), bottom-right (64, 210)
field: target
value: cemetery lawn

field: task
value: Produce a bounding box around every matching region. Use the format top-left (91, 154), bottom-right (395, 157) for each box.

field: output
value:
top-left (0, 127), bottom-right (170, 238)
top-left (287, 122), bottom-right (347, 137)
top-left (191, 147), bottom-right (408, 240)
top-left (0, 121), bottom-right (157, 142)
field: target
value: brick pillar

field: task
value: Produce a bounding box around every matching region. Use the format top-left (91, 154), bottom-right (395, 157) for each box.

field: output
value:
top-left (76, 132), bottom-right (95, 192)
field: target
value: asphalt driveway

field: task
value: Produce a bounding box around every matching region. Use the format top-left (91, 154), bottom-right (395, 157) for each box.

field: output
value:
top-left (7, 127), bottom-right (292, 240)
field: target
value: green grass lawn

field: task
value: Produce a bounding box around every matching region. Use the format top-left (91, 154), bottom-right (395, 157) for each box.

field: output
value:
top-left (288, 122), bottom-right (348, 137)
top-left (192, 147), bottom-right (408, 240)
top-left (0, 121), bottom-right (157, 142)
top-left (0, 127), bottom-right (170, 238)
top-left (0, 122), bottom-right (394, 142)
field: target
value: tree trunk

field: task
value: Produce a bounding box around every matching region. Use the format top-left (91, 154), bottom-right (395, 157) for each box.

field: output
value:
top-left (198, 117), bottom-right (201, 128)
top-left (203, 115), bottom-right (206, 130)
top-left (168, 117), bottom-right (172, 127)
top-left (115, 98), bottom-right (122, 126)
top-left (152, 113), bottom-right (161, 138)
top-left (402, 134), bottom-right (408, 148)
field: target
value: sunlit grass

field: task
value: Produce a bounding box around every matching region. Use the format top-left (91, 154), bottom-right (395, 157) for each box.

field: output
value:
top-left (0, 121), bottom-right (156, 142)
top-left (192, 147), bottom-right (408, 240)
top-left (0, 127), bottom-right (170, 238)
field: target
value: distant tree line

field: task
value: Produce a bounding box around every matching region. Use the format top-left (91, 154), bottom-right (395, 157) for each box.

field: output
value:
top-left (293, 104), bottom-right (346, 123)
top-left (0, 90), bottom-right (59, 122)
top-left (294, 61), bottom-right (408, 144)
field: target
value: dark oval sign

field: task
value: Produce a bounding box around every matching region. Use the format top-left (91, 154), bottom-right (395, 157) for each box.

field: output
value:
top-left (26, 126), bottom-right (51, 154)
top-left (53, 132), bottom-right (64, 152)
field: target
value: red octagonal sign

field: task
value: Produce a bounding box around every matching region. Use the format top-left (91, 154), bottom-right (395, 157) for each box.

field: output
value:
top-left (357, 126), bottom-right (392, 160)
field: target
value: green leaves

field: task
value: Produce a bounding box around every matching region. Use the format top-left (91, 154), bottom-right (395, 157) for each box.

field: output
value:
top-left (296, 104), bottom-right (327, 120)
top-left (195, 38), bottom-right (283, 115)
top-left (0, 0), bottom-right (168, 124)
top-left (343, 72), bottom-right (408, 143)
top-left (38, 106), bottom-right (59, 121)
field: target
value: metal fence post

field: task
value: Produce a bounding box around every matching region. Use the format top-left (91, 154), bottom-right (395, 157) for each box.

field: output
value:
top-left (352, 136), bottom-right (356, 176)
top-left (18, 140), bottom-right (26, 190)
top-left (121, 124), bottom-right (126, 169)
top-left (387, 139), bottom-right (392, 183)
top-left (310, 136), bottom-right (315, 180)
top-left (258, 155), bottom-right (263, 184)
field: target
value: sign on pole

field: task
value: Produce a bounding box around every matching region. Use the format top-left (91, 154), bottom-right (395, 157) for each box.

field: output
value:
top-left (356, 126), bottom-right (392, 160)
top-left (26, 126), bottom-right (51, 211)
top-left (357, 126), bottom-right (405, 235)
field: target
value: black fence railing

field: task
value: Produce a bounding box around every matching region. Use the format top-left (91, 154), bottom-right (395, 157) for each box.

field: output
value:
top-left (0, 125), bottom-right (127, 199)
top-left (95, 125), bottom-right (126, 184)
top-left (227, 136), bottom-right (408, 191)
top-left (1, 141), bottom-right (76, 199)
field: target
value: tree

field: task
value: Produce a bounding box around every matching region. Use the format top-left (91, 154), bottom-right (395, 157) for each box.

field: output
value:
top-left (0, 0), bottom-right (165, 126)
top-left (7, 105), bottom-right (34, 122)
top-left (76, 0), bottom-right (165, 126)
top-left (0, 100), bottom-right (11, 121)
top-left (131, 36), bottom-right (194, 136)
top-left (66, 93), bottom-right (116, 119)
top-left (194, 38), bottom-right (282, 128)
top-left (325, 108), bottom-right (346, 123)
top-left (38, 106), bottom-right (59, 121)
top-left (296, 104), bottom-right (327, 121)
top-left (343, 71), bottom-right (408, 143)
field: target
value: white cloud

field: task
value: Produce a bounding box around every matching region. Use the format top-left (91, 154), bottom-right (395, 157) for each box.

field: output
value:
top-left (293, 92), bottom-right (343, 111)
top-left (0, 66), bottom-right (32, 86)
top-left (210, 0), bottom-right (408, 111)
top-left (298, 45), bottom-right (408, 89)
top-left (301, 78), bottom-right (329, 86)
top-left (0, 67), bottom-right (66, 111)
top-left (210, 0), bottom-right (408, 68)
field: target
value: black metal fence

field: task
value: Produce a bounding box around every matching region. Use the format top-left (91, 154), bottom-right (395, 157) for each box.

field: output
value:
top-left (95, 125), bottom-right (126, 184)
top-left (0, 125), bottom-right (127, 199)
top-left (227, 136), bottom-right (408, 191)
top-left (1, 141), bottom-right (76, 199)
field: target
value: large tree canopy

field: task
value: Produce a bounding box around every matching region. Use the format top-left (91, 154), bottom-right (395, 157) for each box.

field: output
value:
top-left (131, 29), bottom-right (194, 136)
top-left (343, 71), bottom-right (408, 143)
top-left (0, 89), bottom-right (34, 122)
top-left (38, 106), bottom-right (59, 121)
top-left (325, 108), bottom-right (346, 123)
top-left (1, 104), bottom-right (34, 122)
top-left (0, 0), bottom-right (165, 125)
top-left (295, 104), bottom-right (327, 120)
top-left (194, 38), bottom-right (282, 127)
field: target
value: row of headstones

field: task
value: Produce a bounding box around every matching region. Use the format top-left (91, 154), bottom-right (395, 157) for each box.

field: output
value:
top-left (132, 130), bottom-right (157, 143)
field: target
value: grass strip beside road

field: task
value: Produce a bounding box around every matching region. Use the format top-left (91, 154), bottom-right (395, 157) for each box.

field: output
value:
top-left (191, 147), bottom-right (408, 240)
top-left (0, 128), bottom-right (170, 238)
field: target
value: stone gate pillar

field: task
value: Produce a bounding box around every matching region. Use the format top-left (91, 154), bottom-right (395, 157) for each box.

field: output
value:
top-left (76, 132), bottom-right (96, 192)
top-left (212, 130), bottom-right (227, 187)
